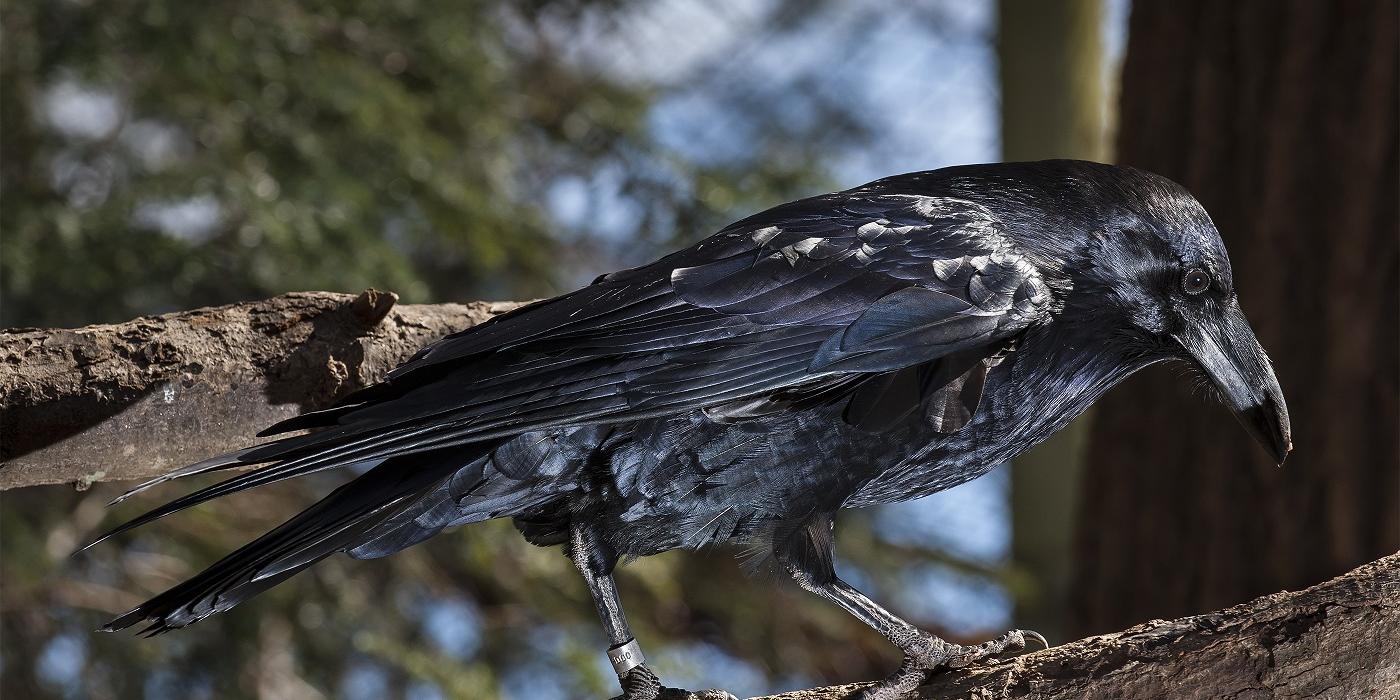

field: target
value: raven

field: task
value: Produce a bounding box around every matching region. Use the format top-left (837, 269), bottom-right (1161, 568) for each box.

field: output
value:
top-left (86, 160), bottom-right (1291, 700)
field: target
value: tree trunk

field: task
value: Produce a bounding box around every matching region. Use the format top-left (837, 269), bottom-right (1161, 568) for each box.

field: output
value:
top-left (998, 0), bottom-right (1108, 644)
top-left (1073, 0), bottom-right (1399, 638)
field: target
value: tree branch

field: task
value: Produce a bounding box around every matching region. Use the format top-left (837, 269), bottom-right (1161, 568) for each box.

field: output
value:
top-left (0, 290), bottom-right (522, 490)
top-left (754, 552), bottom-right (1399, 699)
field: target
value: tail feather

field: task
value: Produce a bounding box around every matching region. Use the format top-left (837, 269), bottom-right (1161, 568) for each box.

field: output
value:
top-left (105, 410), bottom-right (455, 510)
top-left (346, 466), bottom-right (566, 561)
top-left (84, 422), bottom-right (464, 552)
top-left (107, 443), bottom-right (274, 506)
top-left (85, 455), bottom-right (375, 552)
top-left (100, 447), bottom-right (489, 634)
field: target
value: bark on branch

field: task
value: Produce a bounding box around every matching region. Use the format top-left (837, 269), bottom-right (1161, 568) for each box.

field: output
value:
top-left (756, 553), bottom-right (1399, 700)
top-left (3, 295), bottom-right (1397, 697)
top-left (0, 291), bottom-right (522, 490)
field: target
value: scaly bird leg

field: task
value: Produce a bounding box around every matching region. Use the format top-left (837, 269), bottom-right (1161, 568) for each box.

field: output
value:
top-left (568, 522), bottom-right (661, 699)
top-left (810, 579), bottom-right (1045, 699)
top-left (567, 523), bottom-right (737, 700)
top-left (775, 514), bottom-right (1047, 700)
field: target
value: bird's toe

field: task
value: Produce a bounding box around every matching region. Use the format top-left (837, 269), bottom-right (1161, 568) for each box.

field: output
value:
top-left (612, 664), bottom-right (663, 700)
top-left (611, 665), bottom-right (737, 700)
top-left (850, 654), bottom-right (931, 700)
top-left (945, 627), bottom-right (1047, 668)
top-left (853, 627), bottom-right (1051, 699)
top-left (659, 690), bottom-right (738, 700)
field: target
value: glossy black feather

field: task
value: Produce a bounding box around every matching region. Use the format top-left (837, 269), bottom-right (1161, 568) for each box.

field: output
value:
top-left (101, 447), bottom-right (485, 633)
top-left (100, 190), bottom-right (1049, 526)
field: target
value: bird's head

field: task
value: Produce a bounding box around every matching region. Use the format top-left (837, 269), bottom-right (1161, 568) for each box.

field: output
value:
top-left (1032, 162), bottom-right (1293, 465)
top-left (877, 160), bottom-right (1292, 463)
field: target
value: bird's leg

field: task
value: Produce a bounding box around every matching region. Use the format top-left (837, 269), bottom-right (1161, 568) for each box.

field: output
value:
top-left (774, 514), bottom-right (1046, 700)
top-left (568, 523), bottom-right (660, 699)
top-left (805, 579), bottom-right (1044, 698)
top-left (567, 523), bottom-right (736, 700)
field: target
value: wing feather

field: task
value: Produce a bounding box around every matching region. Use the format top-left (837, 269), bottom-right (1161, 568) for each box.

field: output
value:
top-left (104, 191), bottom-right (1058, 529)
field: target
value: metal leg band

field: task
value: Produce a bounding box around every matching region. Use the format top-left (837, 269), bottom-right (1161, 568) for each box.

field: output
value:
top-left (607, 638), bottom-right (645, 676)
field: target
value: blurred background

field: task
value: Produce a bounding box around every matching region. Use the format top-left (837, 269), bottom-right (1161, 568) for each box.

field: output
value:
top-left (1, 1), bottom-right (1394, 698)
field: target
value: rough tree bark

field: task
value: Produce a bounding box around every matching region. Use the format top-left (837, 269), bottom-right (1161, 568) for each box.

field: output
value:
top-left (3, 296), bottom-right (1397, 698)
top-left (0, 290), bottom-right (523, 489)
top-left (1074, 0), bottom-right (1400, 638)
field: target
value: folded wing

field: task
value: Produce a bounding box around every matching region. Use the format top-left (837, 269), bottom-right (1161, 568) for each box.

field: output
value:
top-left (92, 192), bottom-right (1054, 546)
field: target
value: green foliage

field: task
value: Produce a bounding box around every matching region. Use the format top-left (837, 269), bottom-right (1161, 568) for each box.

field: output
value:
top-left (5, 1), bottom-right (661, 327)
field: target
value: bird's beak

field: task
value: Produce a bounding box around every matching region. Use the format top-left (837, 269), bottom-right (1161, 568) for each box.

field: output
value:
top-left (1175, 303), bottom-right (1292, 465)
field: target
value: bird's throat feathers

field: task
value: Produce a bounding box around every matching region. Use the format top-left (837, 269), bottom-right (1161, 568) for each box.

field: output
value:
top-left (993, 316), bottom-right (1161, 458)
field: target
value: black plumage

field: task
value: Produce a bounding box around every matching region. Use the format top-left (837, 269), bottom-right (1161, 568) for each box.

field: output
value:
top-left (88, 160), bottom-right (1291, 700)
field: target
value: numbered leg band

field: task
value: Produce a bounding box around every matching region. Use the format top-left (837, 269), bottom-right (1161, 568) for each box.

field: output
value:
top-left (607, 638), bottom-right (645, 676)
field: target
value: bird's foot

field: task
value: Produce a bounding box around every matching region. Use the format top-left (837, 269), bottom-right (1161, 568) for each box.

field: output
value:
top-left (853, 628), bottom-right (1048, 700)
top-left (615, 664), bottom-right (663, 700)
top-left (942, 628), bottom-right (1047, 669)
top-left (661, 691), bottom-right (740, 700)
top-left (610, 664), bottom-right (738, 700)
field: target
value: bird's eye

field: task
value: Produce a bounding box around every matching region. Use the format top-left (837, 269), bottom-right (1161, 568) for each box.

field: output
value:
top-left (1182, 269), bottom-right (1211, 295)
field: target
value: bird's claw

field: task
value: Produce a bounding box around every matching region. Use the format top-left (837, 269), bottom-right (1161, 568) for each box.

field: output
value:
top-left (610, 664), bottom-right (737, 700)
top-left (946, 628), bottom-right (1048, 668)
top-left (613, 664), bottom-right (662, 700)
top-left (853, 628), bottom-right (1051, 699)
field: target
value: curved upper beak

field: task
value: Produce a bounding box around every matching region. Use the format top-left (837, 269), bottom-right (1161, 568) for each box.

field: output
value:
top-left (1175, 303), bottom-right (1292, 465)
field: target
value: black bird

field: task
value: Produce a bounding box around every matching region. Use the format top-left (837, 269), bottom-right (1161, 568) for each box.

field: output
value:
top-left (87, 160), bottom-right (1291, 700)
